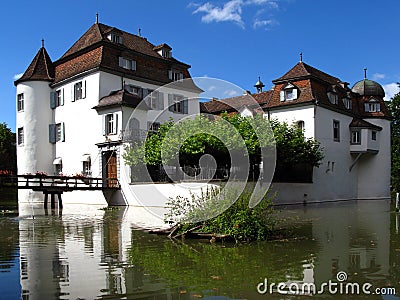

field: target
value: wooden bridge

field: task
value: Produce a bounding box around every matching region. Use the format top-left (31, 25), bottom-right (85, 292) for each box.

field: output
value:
top-left (0, 174), bottom-right (120, 209)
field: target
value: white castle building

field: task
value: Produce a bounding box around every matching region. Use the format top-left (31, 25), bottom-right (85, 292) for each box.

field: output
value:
top-left (15, 20), bottom-right (203, 209)
top-left (202, 61), bottom-right (391, 203)
top-left (15, 20), bottom-right (390, 208)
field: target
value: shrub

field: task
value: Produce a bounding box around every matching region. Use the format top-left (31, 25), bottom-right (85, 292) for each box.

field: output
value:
top-left (165, 185), bottom-right (275, 242)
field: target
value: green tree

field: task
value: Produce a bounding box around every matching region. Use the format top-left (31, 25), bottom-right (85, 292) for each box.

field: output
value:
top-left (387, 84), bottom-right (400, 192)
top-left (0, 123), bottom-right (16, 173)
top-left (123, 115), bottom-right (323, 178)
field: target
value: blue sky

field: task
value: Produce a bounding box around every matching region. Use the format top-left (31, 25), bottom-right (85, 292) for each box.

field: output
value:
top-left (1, 0), bottom-right (400, 131)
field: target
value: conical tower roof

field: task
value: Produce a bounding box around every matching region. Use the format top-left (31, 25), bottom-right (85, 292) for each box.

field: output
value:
top-left (14, 44), bottom-right (54, 85)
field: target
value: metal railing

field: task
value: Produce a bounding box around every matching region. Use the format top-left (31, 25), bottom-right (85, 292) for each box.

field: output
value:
top-left (0, 174), bottom-right (120, 191)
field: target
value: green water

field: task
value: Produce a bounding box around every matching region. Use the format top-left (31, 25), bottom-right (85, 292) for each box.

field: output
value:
top-left (0, 198), bottom-right (399, 299)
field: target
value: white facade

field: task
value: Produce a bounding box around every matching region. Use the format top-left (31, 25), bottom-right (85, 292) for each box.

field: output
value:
top-left (265, 104), bottom-right (391, 204)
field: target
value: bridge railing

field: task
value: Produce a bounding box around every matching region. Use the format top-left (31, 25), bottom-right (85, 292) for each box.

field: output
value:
top-left (0, 174), bottom-right (120, 190)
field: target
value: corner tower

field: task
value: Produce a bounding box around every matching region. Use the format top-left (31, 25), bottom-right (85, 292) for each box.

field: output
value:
top-left (14, 41), bottom-right (55, 186)
top-left (351, 69), bottom-right (391, 199)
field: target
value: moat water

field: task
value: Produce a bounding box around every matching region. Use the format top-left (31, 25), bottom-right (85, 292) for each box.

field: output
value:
top-left (0, 197), bottom-right (399, 299)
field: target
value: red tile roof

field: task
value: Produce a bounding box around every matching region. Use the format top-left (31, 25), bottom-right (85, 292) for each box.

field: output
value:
top-left (94, 89), bottom-right (150, 110)
top-left (350, 118), bottom-right (382, 130)
top-left (201, 91), bottom-right (272, 114)
top-left (273, 62), bottom-right (341, 85)
top-left (14, 47), bottom-right (54, 85)
top-left (50, 22), bottom-right (196, 87)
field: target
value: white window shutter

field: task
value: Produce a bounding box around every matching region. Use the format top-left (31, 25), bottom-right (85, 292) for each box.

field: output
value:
top-left (179, 73), bottom-right (183, 81)
top-left (377, 103), bottom-right (381, 112)
top-left (132, 60), bottom-right (136, 71)
top-left (183, 99), bottom-right (188, 114)
top-left (61, 122), bottom-right (65, 142)
top-left (168, 70), bottom-right (172, 80)
top-left (61, 89), bottom-right (65, 106)
top-left (119, 57), bottom-right (123, 67)
top-left (292, 88), bottom-right (298, 99)
top-left (364, 103), bottom-right (369, 112)
top-left (280, 90), bottom-right (285, 102)
top-left (158, 92), bottom-right (164, 110)
top-left (50, 92), bottom-right (56, 109)
top-left (71, 85), bottom-right (75, 102)
top-left (113, 113), bottom-right (118, 134)
top-left (82, 81), bottom-right (86, 99)
top-left (102, 115), bottom-right (106, 136)
top-left (168, 94), bottom-right (174, 111)
top-left (49, 124), bottom-right (56, 144)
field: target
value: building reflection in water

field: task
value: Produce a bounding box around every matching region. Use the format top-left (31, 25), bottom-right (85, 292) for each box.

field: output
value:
top-left (16, 200), bottom-right (398, 299)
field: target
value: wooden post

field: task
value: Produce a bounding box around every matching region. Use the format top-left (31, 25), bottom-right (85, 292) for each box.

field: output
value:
top-left (44, 193), bottom-right (48, 209)
top-left (51, 193), bottom-right (55, 209)
top-left (58, 193), bottom-right (63, 209)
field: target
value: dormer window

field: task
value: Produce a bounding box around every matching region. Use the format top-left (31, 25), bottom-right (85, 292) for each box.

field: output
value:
top-left (119, 57), bottom-right (136, 70)
top-left (108, 32), bottom-right (123, 44)
top-left (159, 49), bottom-right (171, 58)
top-left (280, 83), bottom-right (298, 102)
top-left (169, 69), bottom-right (183, 82)
top-left (327, 92), bottom-right (338, 105)
top-left (364, 99), bottom-right (381, 112)
top-left (342, 98), bottom-right (352, 109)
top-left (154, 44), bottom-right (172, 58)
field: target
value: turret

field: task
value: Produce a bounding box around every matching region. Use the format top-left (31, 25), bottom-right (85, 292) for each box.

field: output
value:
top-left (14, 40), bottom-right (55, 181)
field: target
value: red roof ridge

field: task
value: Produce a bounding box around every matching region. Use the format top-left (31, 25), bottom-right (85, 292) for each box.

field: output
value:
top-left (273, 61), bottom-right (341, 85)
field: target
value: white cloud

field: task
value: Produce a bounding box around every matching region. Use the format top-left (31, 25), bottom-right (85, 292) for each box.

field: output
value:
top-left (372, 73), bottom-right (385, 80)
top-left (13, 73), bottom-right (23, 80)
top-left (192, 0), bottom-right (280, 28)
top-left (224, 89), bottom-right (239, 96)
top-left (193, 0), bottom-right (244, 28)
top-left (208, 85), bottom-right (217, 91)
top-left (383, 83), bottom-right (400, 101)
top-left (253, 18), bottom-right (277, 29)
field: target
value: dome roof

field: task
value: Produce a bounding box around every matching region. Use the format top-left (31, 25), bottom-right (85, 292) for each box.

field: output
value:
top-left (351, 79), bottom-right (385, 97)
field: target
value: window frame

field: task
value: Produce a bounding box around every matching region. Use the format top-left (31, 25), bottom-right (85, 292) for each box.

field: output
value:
top-left (342, 98), bottom-right (352, 109)
top-left (17, 127), bottom-right (24, 146)
top-left (168, 94), bottom-right (188, 114)
top-left (73, 81), bottom-right (85, 101)
top-left (83, 161), bottom-right (91, 176)
top-left (280, 83), bottom-right (298, 102)
top-left (147, 121), bottom-right (161, 132)
top-left (119, 57), bottom-right (136, 71)
top-left (333, 120), bottom-right (340, 142)
top-left (17, 93), bottom-right (24, 112)
top-left (350, 129), bottom-right (361, 145)
top-left (168, 69), bottom-right (184, 82)
top-left (372, 130), bottom-right (377, 141)
top-left (364, 100), bottom-right (381, 113)
top-left (104, 113), bottom-right (118, 135)
top-left (327, 92), bottom-right (338, 105)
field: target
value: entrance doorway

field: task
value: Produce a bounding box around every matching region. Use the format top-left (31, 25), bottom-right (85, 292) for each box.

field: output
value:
top-left (103, 151), bottom-right (118, 187)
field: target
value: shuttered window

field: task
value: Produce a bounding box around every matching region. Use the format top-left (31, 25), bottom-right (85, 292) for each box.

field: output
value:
top-left (119, 57), bottom-right (136, 70)
top-left (17, 127), bottom-right (24, 145)
top-left (168, 94), bottom-right (188, 114)
top-left (72, 81), bottom-right (86, 101)
top-left (144, 89), bottom-right (164, 110)
top-left (103, 113), bottom-right (118, 135)
top-left (50, 89), bottom-right (64, 109)
top-left (49, 123), bottom-right (65, 143)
